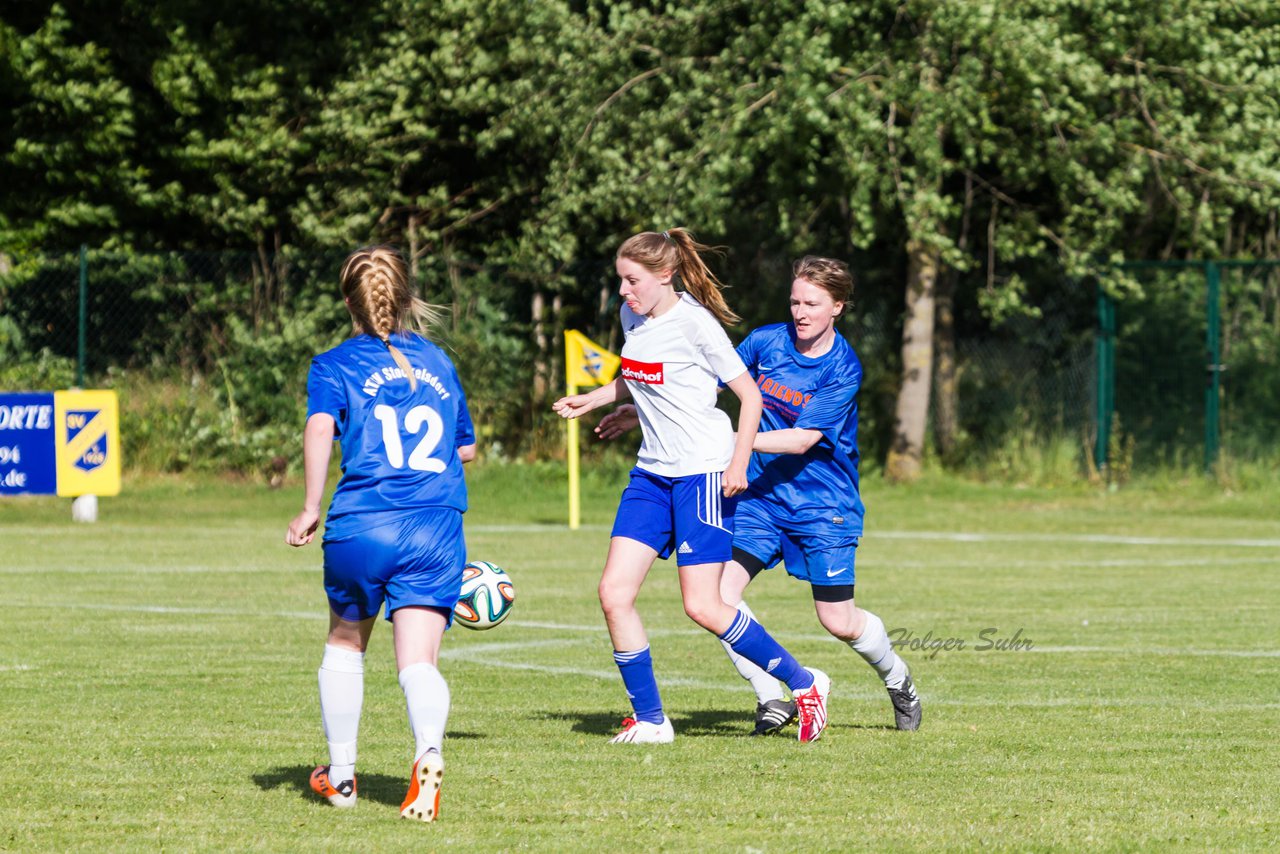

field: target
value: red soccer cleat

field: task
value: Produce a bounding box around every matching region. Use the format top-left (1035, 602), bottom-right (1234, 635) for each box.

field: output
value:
top-left (795, 668), bottom-right (832, 743)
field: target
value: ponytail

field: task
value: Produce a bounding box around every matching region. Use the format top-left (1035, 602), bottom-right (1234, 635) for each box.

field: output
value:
top-left (617, 228), bottom-right (739, 326)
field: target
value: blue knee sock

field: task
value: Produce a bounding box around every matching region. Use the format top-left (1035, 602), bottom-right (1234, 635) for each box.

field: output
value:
top-left (718, 611), bottom-right (814, 692)
top-left (613, 646), bottom-right (664, 724)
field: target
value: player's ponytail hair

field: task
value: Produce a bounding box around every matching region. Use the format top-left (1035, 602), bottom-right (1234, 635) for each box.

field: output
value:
top-left (617, 228), bottom-right (740, 326)
top-left (339, 245), bottom-right (443, 391)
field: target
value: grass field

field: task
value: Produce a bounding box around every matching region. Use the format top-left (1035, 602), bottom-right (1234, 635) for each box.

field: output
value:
top-left (2, 464), bottom-right (1278, 851)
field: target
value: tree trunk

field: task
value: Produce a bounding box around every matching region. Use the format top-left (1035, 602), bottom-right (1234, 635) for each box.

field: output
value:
top-left (934, 173), bottom-right (971, 460)
top-left (408, 214), bottom-right (420, 287)
top-left (933, 267), bottom-right (959, 458)
top-left (599, 280), bottom-right (621, 354)
top-left (885, 237), bottom-right (940, 482)
top-left (532, 288), bottom-right (547, 399)
top-left (443, 237), bottom-right (462, 330)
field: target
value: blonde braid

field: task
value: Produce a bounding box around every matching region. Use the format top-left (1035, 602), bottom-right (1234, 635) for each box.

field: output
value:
top-left (339, 245), bottom-right (445, 391)
top-left (365, 260), bottom-right (399, 341)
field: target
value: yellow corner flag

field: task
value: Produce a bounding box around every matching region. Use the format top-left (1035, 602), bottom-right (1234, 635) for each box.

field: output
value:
top-left (564, 329), bottom-right (621, 388)
top-left (564, 330), bottom-right (620, 530)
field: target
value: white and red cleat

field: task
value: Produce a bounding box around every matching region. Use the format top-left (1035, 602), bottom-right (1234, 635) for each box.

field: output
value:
top-left (608, 716), bottom-right (675, 744)
top-left (795, 668), bottom-right (832, 743)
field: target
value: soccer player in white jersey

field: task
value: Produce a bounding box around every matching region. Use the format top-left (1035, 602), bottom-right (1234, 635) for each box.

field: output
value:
top-left (553, 228), bottom-right (832, 744)
top-left (598, 256), bottom-right (921, 735)
top-left (286, 245), bottom-right (476, 822)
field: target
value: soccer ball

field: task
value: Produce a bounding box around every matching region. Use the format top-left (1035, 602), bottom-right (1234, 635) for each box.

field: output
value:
top-left (454, 561), bottom-right (515, 630)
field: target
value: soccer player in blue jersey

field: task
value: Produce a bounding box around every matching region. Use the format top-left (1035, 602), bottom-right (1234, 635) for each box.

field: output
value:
top-left (553, 229), bottom-right (832, 744)
top-left (598, 255), bottom-right (921, 735)
top-left (285, 245), bottom-right (476, 822)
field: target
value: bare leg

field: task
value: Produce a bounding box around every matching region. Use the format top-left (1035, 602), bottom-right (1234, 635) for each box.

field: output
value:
top-left (598, 536), bottom-right (659, 650)
top-left (391, 606), bottom-right (450, 759)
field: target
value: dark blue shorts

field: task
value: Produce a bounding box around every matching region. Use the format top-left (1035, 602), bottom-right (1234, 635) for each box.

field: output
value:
top-left (611, 467), bottom-right (736, 566)
top-left (322, 508), bottom-right (466, 623)
top-left (734, 497), bottom-right (857, 586)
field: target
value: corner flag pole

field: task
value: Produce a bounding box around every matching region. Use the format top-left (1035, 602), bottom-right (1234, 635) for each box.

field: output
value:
top-left (564, 330), bottom-right (620, 531)
top-left (567, 378), bottom-right (582, 530)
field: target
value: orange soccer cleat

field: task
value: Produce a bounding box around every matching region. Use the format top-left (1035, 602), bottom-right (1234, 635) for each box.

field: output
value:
top-left (309, 765), bottom-right (357, 808)
top-left (400, 749), bottom-right (444, 822)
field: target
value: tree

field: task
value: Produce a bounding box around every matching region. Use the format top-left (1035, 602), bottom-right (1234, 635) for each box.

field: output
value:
top-left (0, 5), bottom-right (148, 251)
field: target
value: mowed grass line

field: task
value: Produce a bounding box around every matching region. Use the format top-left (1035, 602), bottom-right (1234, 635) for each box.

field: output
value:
top-left (1, 467), bottom-right (1277, 851)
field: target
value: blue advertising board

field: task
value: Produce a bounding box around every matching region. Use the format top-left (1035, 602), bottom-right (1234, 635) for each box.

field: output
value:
top-left (0, 392), bottom-right (58, 495)
top-left (1, 390), bottom-right (120, 496)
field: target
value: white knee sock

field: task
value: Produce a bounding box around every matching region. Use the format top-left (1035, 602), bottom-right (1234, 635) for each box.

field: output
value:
top-left (719, 601), bottom-right (786, 703)
top-left (318, 644), bottom-right (365, 784)
top-left (399, 662), bottom-right (450, 762)
top-left (850, 610), bottom-right (908, 689)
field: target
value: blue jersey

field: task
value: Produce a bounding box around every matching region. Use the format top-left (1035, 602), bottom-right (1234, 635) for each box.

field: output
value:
top-left (736, 323), bottom-right (864, 537)
top-left (306, 331), bottom-right (475, 541)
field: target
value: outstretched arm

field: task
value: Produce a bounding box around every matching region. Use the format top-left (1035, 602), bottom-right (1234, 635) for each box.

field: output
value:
top-left (552, 377), bottom-right (630, 420)
top-left (753, 427), bottom-right (823, 456)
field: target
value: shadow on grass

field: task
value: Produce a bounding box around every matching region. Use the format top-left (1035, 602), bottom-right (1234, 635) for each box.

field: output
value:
top-left (253, 765), bottom-right (406, 808)
top-left (541, 708), bottom-right (900, 739)
top-left (541, 708), bottom-right (773, 738)
top-left (538, 710), bottom-right (622, 736)
top-left (673, 710), bottom-right (901, 736)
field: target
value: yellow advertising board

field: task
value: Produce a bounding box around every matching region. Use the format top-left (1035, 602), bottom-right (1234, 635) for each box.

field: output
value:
top-left (53, 389), bottom-right (121, 497)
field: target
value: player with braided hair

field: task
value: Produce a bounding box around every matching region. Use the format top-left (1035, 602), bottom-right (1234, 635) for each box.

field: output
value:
top-left (287, 245), bottom-right (474, 822)
top-left (553, 228), bottom-right (832, 744)
top-left (338, 247), bottom-right (444, 387)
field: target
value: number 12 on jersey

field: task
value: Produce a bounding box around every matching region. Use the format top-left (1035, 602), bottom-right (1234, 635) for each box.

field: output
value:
top-left (373, 404), bottom-right (447, 472)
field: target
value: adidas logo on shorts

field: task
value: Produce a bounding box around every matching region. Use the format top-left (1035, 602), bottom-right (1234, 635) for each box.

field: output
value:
top-left (677, 541), bottom-right (693, 555)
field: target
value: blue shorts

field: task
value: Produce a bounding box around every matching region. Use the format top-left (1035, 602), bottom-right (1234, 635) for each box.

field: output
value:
top-left (611, 467), bottom-right (736, 566)
top-left (322, 508), bottom-right (466, 624)
top-left (734, 497), bottom-right (857, 587)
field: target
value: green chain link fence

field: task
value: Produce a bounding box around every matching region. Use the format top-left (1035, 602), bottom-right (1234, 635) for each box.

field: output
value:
top-left (3, 248), bottom-right (1275, 478)
top-left (1095, 260), bottom-right (1280, 476)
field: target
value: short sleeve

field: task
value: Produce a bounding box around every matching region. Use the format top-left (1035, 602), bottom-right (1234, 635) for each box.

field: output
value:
top-left (306, 359), bottom-right (346, 429)
top-left (691, 310), bottom-right (748, 382)
top-left (736, 328), bottom-right (763, 375)
top-left (794, 361), bottom-right (861, 442)
top-left (451, 365), bottom-right (476, 447)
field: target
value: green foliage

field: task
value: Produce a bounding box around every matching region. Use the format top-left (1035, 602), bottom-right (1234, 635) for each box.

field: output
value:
top-left (4, 0), bottom-right (1280, 478)
top-left (0, 313), bottom-right (24, 360)
top-left (1105, 412), bottom-right (1136, 489)
top-left (945, 429), bottom-right (1089, 489)
top-left (0, 348), bottom-right (75, 390)
top-left (63, 282), bottom-right (342, 475)
top-left (195, 306), bottom-right (342, 473)
top-left (0, 6), bottom-right (142, 248)
top-left (435, 292), bottom-right (531, 460)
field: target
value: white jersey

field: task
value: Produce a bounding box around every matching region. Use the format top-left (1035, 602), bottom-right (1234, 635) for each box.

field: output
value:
top-left (619, 293), bottom-right (748, 476)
